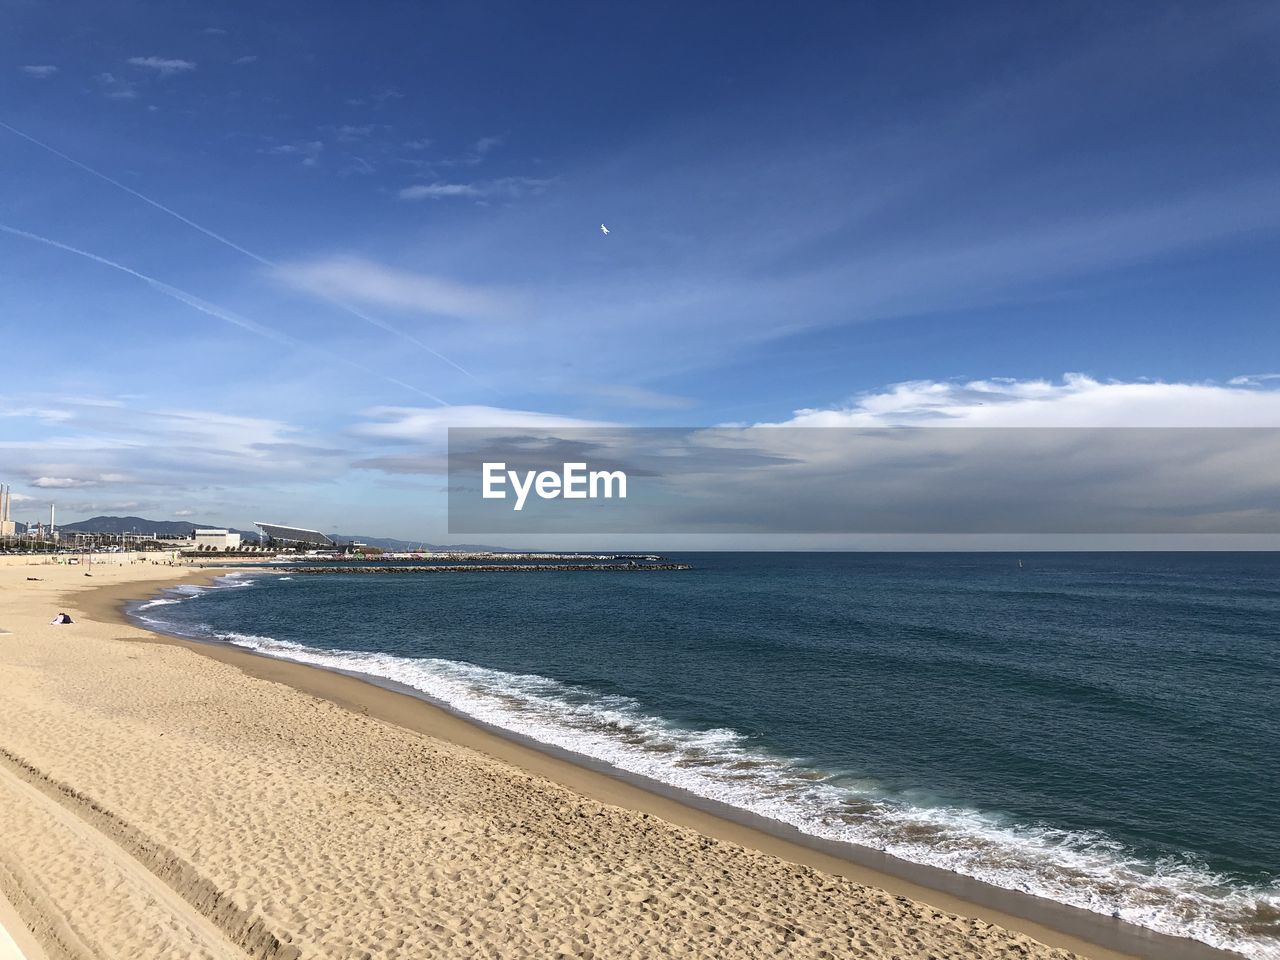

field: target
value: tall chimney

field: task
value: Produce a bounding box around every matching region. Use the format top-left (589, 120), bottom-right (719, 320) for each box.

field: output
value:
top-left (50, 503), bottom-right (56, 535)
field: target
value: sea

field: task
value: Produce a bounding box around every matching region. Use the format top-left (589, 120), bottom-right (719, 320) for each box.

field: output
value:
top-left (129, 552), bottom-right (1280, 959)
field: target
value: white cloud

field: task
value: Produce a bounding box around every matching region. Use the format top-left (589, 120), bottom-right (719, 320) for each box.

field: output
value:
top-left (233, 55), bottom-right (257, 65)
top-left (763, 374), bottom-right (1280, 428)
top-left (95, 72), bottom-right (138, 100)
top-left (263, 140), bottom-right (324, 167)
top-left (0, 405), bottom-right (74, 423)
top-left (32, 477), bottom-right (93, 488)
top-left (352, 404), bottom-right (607, 443)
top-left (29, 473), bottom-right (130, 488)
top-left (1228, 373), bottom-right (1280, 386)
top-left (19, 65), bottom-right (58, 79)
top-left (1, 395), bottom-right (343, 498)
top-left (335, 124), bottom-right (375, 141)
top-left (273, 256), bottom-right (510, 320)
top-left (174, 509), bottom-right (194, 517)
top-left (397, 177), bottom-right (552, 202)
top-left (348, 405), bottom-right (613, 476)
top-left (127, 56), bottom-right (197, 77)
top-left (399, 182), bottom-right (481, 200)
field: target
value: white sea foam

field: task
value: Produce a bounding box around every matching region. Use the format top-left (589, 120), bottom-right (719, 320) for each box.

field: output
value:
top-left (131, 575), bottom-right (260, 630)
top-left (204, 630), bottom-right (1279, 959)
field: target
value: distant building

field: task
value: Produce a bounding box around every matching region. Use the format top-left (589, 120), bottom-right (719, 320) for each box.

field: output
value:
top-left (254, 522), bottom-right (335, 548)
top-left (0, 484), bottom-right (14, 537)
top-left (194, 528), bottom-right (242, 550)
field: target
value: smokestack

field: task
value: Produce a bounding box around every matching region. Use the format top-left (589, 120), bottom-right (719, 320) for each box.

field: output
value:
top-left (50, 503), bottom-right (55, 534)
top-left (2, 484), bottom-right (8, 521)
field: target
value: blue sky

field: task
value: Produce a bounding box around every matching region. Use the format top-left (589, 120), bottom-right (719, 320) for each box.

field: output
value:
top-left (3, 1), bottom-right (1280, 541)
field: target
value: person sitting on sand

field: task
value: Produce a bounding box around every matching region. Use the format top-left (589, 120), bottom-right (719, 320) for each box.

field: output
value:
top-left (49, 612), bottom-right (73, 624)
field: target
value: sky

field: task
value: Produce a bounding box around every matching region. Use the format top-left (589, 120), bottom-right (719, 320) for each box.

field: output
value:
top-left (2, 1), bottom-right (1280, 545)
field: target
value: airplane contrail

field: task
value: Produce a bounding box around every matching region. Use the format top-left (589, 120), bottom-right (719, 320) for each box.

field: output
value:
top-left (0, 120), bottom-right (271, 266)
top-left (0, 223), bottom-right (449, 405)
top-left (0, 118), bottom-right (487, 393)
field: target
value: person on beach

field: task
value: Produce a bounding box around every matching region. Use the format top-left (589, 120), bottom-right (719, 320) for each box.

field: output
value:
top-left (49, 612), bottom-right (73, 624)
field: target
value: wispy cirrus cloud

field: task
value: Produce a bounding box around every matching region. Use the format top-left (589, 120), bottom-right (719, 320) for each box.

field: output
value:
top-left (0, 395), bottom-right (346, 501)
top-left (127, 56), bottom-right (196, 77)
top-left (432, 135), bottom-right (505, 168)
top-left (31, 475), bottom-right (128, 489)
top-left (353, 404), bottom-right (607, 442)
top-left (397, 176), bottom-right (551, 202)
top-left (333, 124), bottom-right (375, 141)
top-left (398, 182), bottom-right (480, 199)
top-left (350, 405), bottom-right (609, 474)
top-left (262, 140), bottom-right (324, 167)
top-left (19, 65), bottom-right (58, 78)
top-left (344, 88), bottom-right (404, 108)
top-left (0, 404), bottom-right (75, 423)
top-left (273, 256), bottom-right (512, 320)
top-left (94, 72), bottom-right (138, 100)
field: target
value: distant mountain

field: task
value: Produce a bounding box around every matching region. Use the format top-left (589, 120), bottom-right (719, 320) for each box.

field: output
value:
top-left (53, 516), bottom-right (508, 552)
top-left (55, 516), bottom-right (252, 537)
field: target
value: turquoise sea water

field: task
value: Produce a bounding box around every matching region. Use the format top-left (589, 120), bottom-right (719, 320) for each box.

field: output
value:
top-left (134, 553), bottom-right (1280, 958)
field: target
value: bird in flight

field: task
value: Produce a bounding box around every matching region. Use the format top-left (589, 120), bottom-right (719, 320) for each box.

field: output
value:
top-left (600, 223), bottom-right (610, 235)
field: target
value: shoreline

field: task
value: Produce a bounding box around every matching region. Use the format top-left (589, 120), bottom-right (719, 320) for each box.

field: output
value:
top-left (96, 569), bottom-right (1241, 960)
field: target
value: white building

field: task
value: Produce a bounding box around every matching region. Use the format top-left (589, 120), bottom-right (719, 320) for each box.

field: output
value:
top-left (193, 528), bottom-right (242, 550)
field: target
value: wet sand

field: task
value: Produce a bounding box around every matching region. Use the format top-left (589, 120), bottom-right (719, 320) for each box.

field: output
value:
top-left (0, 560), bottom-right (1240, 959)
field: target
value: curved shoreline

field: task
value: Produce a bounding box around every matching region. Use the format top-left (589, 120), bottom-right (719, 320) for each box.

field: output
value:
top-left (91, 568), bottom-right (1248, 960)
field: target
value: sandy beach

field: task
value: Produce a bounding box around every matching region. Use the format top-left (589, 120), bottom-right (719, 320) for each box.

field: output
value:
top-left (0, 558), bottom-right (1211, 959)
